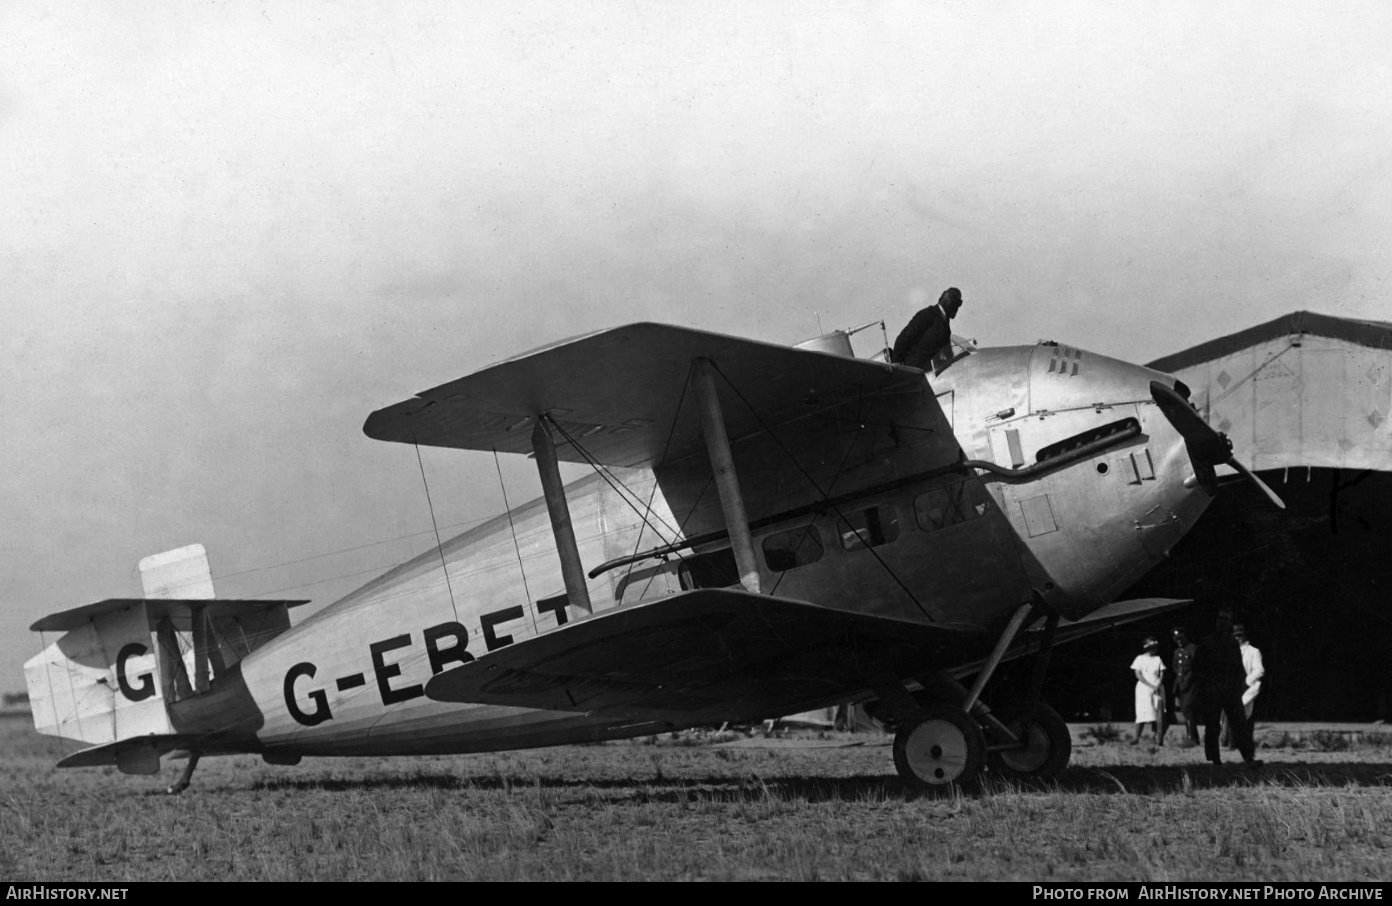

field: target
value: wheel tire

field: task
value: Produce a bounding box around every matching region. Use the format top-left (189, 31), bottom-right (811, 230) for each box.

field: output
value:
top-left (892, 704), bottom-right (986, 794)
top-left (988, 702), bottom-right (1072, 780)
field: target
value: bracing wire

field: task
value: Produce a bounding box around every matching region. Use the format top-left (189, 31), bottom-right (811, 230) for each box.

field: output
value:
top-left (40, 628), bottom-right (75, 742)
top-left (414, 441), bottom-right (460, 622)
top-left (821, 384), bottom-right (868, 498)
top-left (547, 418), bottom-right (687, 553)
top-left (545, 403), bottom-right (725, 601)
top-left (632, 475), bottom-right (715, 599)
top-left (626, 362), bottom-right (696, 562)
top-left (709, 360), bottom-right (934, 618)
top-left (494, 448), bottom-right (538, 633)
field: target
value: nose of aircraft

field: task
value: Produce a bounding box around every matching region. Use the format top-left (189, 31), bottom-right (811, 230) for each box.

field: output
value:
top-left (1149, 380), bottom-right (1285, 509)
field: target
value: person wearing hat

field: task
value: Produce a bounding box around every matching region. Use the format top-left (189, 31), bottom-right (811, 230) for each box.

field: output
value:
top-left (1171, 626), bottom-right (1201, 746)
top-left (1129, 635), bottom-right (1167, 745)
top-left (892, 287), bottom-right (964, 372)
top-left (1192, 608), bottom-right (1262, 767)
top-left (1221, 621), bottom-right (1265, 748)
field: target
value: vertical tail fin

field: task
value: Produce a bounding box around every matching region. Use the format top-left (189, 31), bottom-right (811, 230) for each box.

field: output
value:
top-left (139, 543), bottom-right (216, 599)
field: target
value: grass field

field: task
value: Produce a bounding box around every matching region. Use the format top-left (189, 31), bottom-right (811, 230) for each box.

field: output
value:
top-left (2, 717), bottom-right (1390, 881)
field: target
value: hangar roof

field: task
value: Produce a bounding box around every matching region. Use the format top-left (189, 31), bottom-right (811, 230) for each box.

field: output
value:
top-left (1149, 311), bottom-right (1392, 374)
top-left (1144, 310), bottom-right (1392, 473)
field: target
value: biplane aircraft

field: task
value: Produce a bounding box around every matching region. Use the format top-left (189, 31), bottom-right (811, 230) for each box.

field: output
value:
top-left (24, 321), bottom-right (1281, 794)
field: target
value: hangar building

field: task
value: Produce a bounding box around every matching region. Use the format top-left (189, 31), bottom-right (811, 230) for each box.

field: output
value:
top-left (1052, 311), bottom-right (1392, 722)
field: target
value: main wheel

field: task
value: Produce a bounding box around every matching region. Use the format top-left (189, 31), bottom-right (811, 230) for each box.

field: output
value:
top-left (987, 702), bottom-right (1072, 780)
top-left (892, 704), bottom-right (986, 794)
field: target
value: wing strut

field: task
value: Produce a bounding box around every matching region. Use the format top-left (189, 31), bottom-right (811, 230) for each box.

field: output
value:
top-left (190, 604), bottom-right (211, 694)
top-left (693, 358), bottom-right (762, 593)
top-left (532, 418), bottom-right (593, 615)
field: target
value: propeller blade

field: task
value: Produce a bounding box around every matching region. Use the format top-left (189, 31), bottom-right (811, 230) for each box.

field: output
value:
top-left (1150, 380), bottom-right (1286, 509)
top-left (1149, 381), bottom-right (1231, 465)
top-left (1227, 457), bottom-right (1287, 510)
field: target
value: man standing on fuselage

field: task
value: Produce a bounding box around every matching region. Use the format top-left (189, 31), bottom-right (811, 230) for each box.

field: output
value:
top-left (893, 287), bottom-right (963, 372)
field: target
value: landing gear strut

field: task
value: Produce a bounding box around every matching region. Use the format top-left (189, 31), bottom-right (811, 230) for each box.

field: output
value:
top-left (882, 596), bottom-right (1073, 792)
top-left (987, 702), bottom-right (1071, 780)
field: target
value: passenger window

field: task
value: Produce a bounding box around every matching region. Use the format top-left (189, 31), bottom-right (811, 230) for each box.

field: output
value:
top-left (838, 505), bottom-right (900, 551)
top-left (678, 548), bottom-right (740, 590)
top-left (762, 525), bottom-right (824, 572)
top-left (915, 481), bottom-right (993, 532)
top-left (615, 563), bottom-right (680, 603)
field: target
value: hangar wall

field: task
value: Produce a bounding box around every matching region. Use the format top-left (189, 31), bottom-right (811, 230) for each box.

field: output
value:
top-left (1149, 311), bottom-right (1392, 474)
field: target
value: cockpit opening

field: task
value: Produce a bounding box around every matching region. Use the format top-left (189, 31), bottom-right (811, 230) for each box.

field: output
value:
top-left (929, 334), bottom-right (977, 375)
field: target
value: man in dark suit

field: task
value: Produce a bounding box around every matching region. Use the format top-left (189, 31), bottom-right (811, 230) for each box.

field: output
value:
top-left (892, 287), bottom-right (963, 371)
top-left (1191, 608), bottom-right (1262, 768)
top-left (1171, 626), bottom-right (1200, 746)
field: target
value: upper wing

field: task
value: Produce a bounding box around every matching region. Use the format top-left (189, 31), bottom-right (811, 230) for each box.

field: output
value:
top-left (424, 588), bottom-right (977, 723)
top-left (362, 322), bottom-right (937, 468)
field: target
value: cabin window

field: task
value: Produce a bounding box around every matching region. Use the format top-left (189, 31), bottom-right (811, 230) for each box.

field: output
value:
top-left (762, 525), bottom-right (824, 572)
top-left (615, 563), bottom-right (682, 602)
top-left (1035, 417), bottom-right (1139, 464)
top-left (838, 505), bottom-right (900, 551)
top-left (914, 480), bottom-right (993, 532)
top-left (678, 547), bottom-right (740, 590)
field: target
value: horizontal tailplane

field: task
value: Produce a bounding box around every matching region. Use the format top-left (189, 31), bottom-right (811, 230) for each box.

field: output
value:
top-left (24, 544), bottom-right (307, 770)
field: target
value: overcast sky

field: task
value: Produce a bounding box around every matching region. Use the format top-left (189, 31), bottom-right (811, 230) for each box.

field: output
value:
top-left (3, 1), bottom-right (1390, 688)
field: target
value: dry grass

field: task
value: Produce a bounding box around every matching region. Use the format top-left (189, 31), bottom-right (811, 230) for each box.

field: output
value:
top-left (3, 718), bottom-right (1391, 881)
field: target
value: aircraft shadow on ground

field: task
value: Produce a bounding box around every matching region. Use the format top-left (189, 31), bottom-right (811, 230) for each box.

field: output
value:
top-left (236, 760), bottom-right (1392, 800)
top-left (243, 772), bottom-right (908, 801)
top-left (1057, 762), bottom-right (1392, 794)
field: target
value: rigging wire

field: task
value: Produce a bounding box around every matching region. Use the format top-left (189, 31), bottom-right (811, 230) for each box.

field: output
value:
top-left (415, 441), bottom-right (460, 623)
top-left (212, 518), bottom-right (493, 582)
top-left (1207, 341), bottom-right (1299, 410)
top-left (630, 475), bottom-right (715, 600)
top-left (494, 448), bottom-right (538, 634)
top-left (821, 384), bottom-right (868, 498)
top-left (539, 366), bottom-right (724, 601)
top-left (545, 417), bottom-right (737, 601)
top-left (546, 418), bottom-right (687, 554)
top-left (141, 514), bottom-right (498, 601)
top-left (625, 362), bottom-right (695, 564)
top-left (40, 628), bottom-right (73, 742)
top-left (709, 360), bottom-right (935, 619)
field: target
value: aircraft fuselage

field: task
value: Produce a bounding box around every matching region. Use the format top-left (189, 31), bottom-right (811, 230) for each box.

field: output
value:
top-left (198, 337), bottom-right (1211, 759)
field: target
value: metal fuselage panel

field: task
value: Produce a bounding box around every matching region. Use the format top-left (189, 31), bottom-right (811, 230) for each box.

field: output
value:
top-left (222, 341), bottom-right (1211, 755)
top-left (236, 472), bottom-right (670, 755)
top-left (934, 344), bottom-right (1211, 618)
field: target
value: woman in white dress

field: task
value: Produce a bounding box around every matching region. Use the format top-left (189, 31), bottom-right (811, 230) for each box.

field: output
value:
top-left (1130, 636), bottom-right (1166, 745)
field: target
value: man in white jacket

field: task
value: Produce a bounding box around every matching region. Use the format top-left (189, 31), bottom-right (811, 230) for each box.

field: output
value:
top-left (1235, 623), bottom-right (1265, 714)
top-left (1223, 621), bottom-right (1265, 748)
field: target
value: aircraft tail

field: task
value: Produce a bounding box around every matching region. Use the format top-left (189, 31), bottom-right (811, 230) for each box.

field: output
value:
top-left (23, 544), bottom-right (306, 772)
